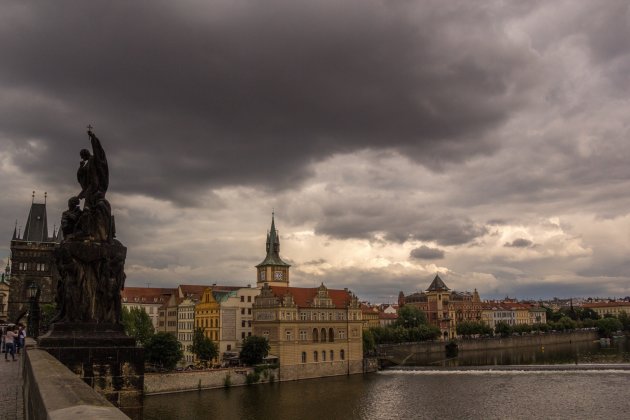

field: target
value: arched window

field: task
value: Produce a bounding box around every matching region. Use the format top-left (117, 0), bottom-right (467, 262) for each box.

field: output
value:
top-left (301, 352), bottom-right (307, 363)
top-left (312, 328), bottom-right (319, 342)
top-left (330, 350), bottom-right (334, 361)
top-left (329, 328), bottom-right (334, 342)
top-left (340, 349), bottom-right (345, 360)
top-left (322, 350), bottom-right (326, 361)
top-left (313, 351), bottom-right (318, 362)
top-left (321, 328), bottom-right (327, 342)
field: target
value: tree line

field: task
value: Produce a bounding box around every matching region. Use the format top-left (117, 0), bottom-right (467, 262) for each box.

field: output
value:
top-left (121, 307), bottom-right (269, 371)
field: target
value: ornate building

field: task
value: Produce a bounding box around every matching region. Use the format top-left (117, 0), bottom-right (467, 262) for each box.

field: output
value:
top-left (400, 274), bottom-right (482, 340)
top-left (8, 193), bottom-right (60, 322)
top-left (252, 215), bottom-right (364, 380)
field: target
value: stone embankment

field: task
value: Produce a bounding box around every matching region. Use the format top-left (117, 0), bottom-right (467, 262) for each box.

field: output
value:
top-left (144, 367), bottom-right (278, 395)
top-left (377, 330), bottom-right (599, 366)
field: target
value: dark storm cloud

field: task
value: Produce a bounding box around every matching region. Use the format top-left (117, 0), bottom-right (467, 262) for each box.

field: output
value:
top-left (313, 198), bottom-right (488, 246)
top-left (0, 0), bottom-right (536, 203)
top-left (504, 238), bottom-right (533, 248)
top-left (409, 245), bottom-right (445, 260)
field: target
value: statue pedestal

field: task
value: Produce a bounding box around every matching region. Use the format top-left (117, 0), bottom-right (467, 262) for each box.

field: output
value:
top-left (39, 323), bottom-right (144, 418)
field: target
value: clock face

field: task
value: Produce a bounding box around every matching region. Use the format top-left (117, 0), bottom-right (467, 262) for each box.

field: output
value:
top-left (274, 271), bottom-right (283, 280)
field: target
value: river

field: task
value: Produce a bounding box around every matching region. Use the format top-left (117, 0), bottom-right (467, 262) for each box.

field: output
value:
top-left (143, 338), bottom-right (630, 420)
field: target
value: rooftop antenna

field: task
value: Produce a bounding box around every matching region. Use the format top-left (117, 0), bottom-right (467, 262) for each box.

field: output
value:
top-left (146, 282), bottom-right (151, 288)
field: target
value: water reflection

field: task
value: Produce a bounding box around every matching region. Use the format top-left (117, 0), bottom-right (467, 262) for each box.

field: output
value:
top-left (143, 338), bottom-right (630, 420)
top-left (143, 370), bottom-right (630, 420)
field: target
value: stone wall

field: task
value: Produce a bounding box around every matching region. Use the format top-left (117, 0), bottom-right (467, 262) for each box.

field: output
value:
top-left (23, 345), bottom-right (129, 420)
top-left (144, 359), bottom-right (372, 394)
top-left (144, 367), bottom-right (277, 395)
top-left (456, 330), bottom-right (597, 351)
top-left (278, 359), bottom-right (364, 381)
top-left (377, 330), bottom-right (599, 366)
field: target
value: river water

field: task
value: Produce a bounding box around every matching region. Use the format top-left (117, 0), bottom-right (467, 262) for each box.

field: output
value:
top-left (143, 339), bottom-right (630, 420)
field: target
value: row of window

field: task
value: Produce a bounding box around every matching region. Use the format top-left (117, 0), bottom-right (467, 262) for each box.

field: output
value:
top-left (262, 328), bottom-right (350, 342)
top-left (15, 262), bottom-right (47, 272)
top-left (301, 349), bottom-right (345, 363)
top-left (240, 296), bottom-right (253, 303)
top-left (240, 308), bottom-right (253, 315)
top-left (12, 251), bottom-right (48, 258)
top-left (197, 318), bottom-right (219, 328)
top-left (178, 321), bottom-right (195, 330)
top-left (178, 311), bottom-right (194, 319)
top-left (178, 332), bottom-right (194, 341)
top-left (241, 320), bottom-right (252, 327)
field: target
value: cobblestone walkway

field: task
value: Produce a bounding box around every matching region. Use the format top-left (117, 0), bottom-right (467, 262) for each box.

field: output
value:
top-left (0, 349), bottom-right (24, 420)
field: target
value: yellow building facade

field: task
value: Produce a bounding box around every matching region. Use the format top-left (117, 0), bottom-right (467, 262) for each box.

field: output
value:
top-left (195, 287), bottom-right (221, 342)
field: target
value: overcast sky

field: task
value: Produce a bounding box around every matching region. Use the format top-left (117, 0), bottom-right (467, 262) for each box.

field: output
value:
top-left (1, 1), bottom-right (629, 302)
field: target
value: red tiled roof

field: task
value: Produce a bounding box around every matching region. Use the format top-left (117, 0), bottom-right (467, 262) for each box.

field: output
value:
top-left (269, 286), bottom-right (352, 309)
top-left (178, 284), bottom-right (241, 297)
top-left (121, 287), bottom-right (175, 303)
top-left (583, 302), bottom-right (630, 308)
top-left (178, 284), bottom-right (207, 298)
top-left (379, 313), bottom-right (398, 319)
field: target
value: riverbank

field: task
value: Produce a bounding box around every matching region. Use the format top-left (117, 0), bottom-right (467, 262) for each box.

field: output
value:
top-left (377, 330), bottom-right (599, 367)
top-left (144, 366), bottom-right (278, 395)
top-left (389, 363), bottom-right (630, 371)
top-left (145, 358), bottom-right (377, 395)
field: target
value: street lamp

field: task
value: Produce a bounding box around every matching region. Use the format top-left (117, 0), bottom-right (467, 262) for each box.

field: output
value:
top-left (27, 282), bottom-right (41, 339)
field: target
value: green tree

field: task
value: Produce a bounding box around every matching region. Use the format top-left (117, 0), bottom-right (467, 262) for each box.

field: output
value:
top-left (495, 321), bottom-right (512, 337)
top-left (144, 332), bottom-right (183, 370)
top-left (395, 305), bottom-right (428, 328)
top-left (240, 336), bottom-right (270, 365)
top-left (192, 327), bottom-right (218, 366)
top-left (618, 311), bottom-right (630, 331)
top-left (122, 306), bottom-right (155, 346)
top-left (363, 328), bottom-right (376, 355)
top-left (456, 321), bottom-right (492, 338)
top-left (557, 316), bottom-right (577, 331)
top-left (512, 323), bottom-right (532, 335)
top-left (596, 317), bottom-right (622, 338)
top-left (581, 308), bottom-right (600, 321)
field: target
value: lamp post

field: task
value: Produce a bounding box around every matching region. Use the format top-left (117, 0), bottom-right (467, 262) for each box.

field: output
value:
top-left (27, 282), bottom-right (41, 339)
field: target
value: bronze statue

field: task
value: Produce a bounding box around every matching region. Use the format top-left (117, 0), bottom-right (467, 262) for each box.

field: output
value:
top-left (77, 129), bottom-right (109, 210)
top-left (60, 196), bottom-right (82, 238)
top-left (52, 128), bottom-right (126, 324)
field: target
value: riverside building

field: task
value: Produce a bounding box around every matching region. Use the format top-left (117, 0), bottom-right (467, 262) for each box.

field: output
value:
top-left (252, 215), bottom-right (364, 381)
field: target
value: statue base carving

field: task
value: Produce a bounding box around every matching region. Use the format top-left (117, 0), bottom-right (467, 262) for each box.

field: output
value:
top-left (39, 323), bottom-right (144, 418)
top-left (54, 240), bottom-right (126, 324)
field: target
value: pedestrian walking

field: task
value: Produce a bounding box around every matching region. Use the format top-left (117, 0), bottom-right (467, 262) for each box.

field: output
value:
top-left (16, 325), bottom-right (25, 354)
top-left (4, 327), bottom-right (17, 361)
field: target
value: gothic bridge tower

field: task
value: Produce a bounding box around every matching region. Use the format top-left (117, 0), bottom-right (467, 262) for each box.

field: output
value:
top-left (8, 192), bottom-right (60, 321)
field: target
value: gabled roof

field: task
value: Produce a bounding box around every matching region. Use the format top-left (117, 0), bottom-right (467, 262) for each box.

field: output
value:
top-left (268, 286), bottom-right (353, 309)
top-left (426, 274), bottom-right (449, 292)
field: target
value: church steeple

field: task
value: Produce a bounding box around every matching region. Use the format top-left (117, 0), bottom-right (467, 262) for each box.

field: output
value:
top-left (256, 212), bottom-right (290, 288)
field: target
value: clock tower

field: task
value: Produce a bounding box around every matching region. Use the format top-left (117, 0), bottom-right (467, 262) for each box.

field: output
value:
top-left (256, 213), bottom-right (290, 288)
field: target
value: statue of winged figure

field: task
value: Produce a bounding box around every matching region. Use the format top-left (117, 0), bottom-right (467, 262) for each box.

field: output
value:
top-left (77, 128), bottom-right (109, 209)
